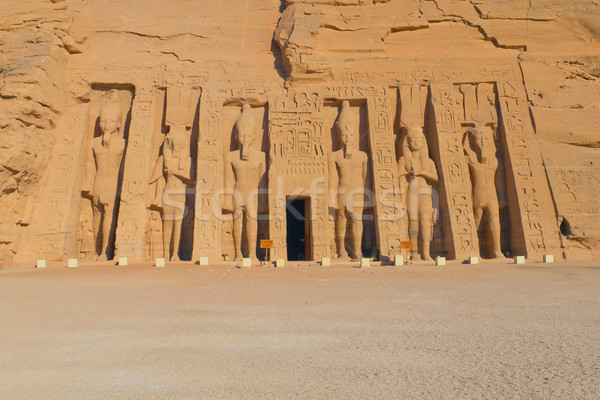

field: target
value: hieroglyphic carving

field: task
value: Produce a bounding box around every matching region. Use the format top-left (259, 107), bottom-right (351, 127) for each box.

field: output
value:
top-left (14, 105), bottom-right (89, 263)
top-left (496, 81), bottom-right (560, 256)
top-left (192, 89), bottom-right (223, 262)
top-left (114, 92), bottom-right (157, 261)
top-left (429, 83), bottom-right (479, 259)
top-left (336, 65), bottom-right (513, 87)
top-left (268, 90), bottom-right (329, 260)
top-left (366, 87), bottom-right (406, 260)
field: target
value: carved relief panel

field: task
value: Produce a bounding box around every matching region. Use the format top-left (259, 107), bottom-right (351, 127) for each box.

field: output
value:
top-left (268, 90), bottom-right (329, 261)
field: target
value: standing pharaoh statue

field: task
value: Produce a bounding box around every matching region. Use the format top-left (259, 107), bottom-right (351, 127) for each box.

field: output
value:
top-left (397, 126), bottom-right (438, 261)
top-left (223, 104), bottom-right (266, 261)
top-left (463, 125), bottom-right (503, 258)
top-left (150, 87), bottom-right (195, 261)
top-left (82, 96), bottom-right (126, 260)
top-left (160, 125), bottom-right (192, 261)
top-left (328, 100), bottom-right (368, 261)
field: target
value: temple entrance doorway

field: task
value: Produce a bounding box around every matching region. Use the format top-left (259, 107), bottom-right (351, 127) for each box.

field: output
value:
top-left (286, 197), bottom-right (311, 261)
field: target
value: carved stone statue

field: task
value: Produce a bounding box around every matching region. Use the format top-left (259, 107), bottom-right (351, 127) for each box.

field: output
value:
top-left (160, 125), bottom-right (191, 261)
top-left (398, 125), bottom-right (438, 261)
top-left (463, 125), bottom-right (503, 258)
top-left (328, 100), bottom-right (368, 261)
top-left (223, 103), bottom-right (266, 261)
top-left (82, 98), bottom-right (126, 260)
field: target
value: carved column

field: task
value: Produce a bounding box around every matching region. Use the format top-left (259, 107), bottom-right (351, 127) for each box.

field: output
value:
top-left (14, 104), bottom-right (89, 263)
top-left (366, 87), bottom-right (406, 261)
top-left (428, 83), bottom-right (479, 259)
top-left (496, 80), bottom-right (561, 257)
top-left (192, 89), bottom-right (223, 262)
top-left (115, 92), bottom-right (158, 262)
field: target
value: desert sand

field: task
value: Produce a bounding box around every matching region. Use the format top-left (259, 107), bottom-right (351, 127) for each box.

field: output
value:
top-left (1, 262), bottom-right (598, 399)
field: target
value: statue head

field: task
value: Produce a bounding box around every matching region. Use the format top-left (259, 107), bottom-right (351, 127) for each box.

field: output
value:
top-left (469, 125), bottom-right (493, 153)
top-left (404, 125), bottom-right (425, 152)
top-left (336, 100), bottom-right (357, 151)
top-left (99, 101), bottom-right (122, 135)
top-left (234, 103), bottom-right (255, 160)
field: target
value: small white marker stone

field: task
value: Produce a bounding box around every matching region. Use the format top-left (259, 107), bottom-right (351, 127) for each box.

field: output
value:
top-left (361, 258), bottom-right (371, 268)
top-left (36, 259), bottom-right (47, 269)
top-left (394, 255), bottom-right (404, 266)
top-left (242, 258), bottom-right (252, 268)
top-left (543, 254), bottom-right (554, 263)
top-left (155, 258), bottom-right (166, 268)
top-left (469, 256), bottom-right (479, 265)
top-left (321, 257), bottom-right (331, 266)
top-left (514, 256), bottom-right (526, 264)
top-left (276, 258), bottom-right (285, 268)
top-left (436, 256), bottom-right (446, 266)
top-left (118, 257), bottom-right (128, 266)
top-left (199, 257), bottom-right (209, 266)
top-left (67, 258), bottom-right (78, 268)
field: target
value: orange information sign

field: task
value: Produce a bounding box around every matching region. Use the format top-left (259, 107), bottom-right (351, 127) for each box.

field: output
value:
top-left (400, 241), bottom-right (413, 249)
top-left (260, 240), bottom-right (274, 249)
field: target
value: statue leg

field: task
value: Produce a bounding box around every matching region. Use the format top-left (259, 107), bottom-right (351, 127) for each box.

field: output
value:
top-left (407, 198), bottom-right (419, 260)
top-left (487, 205), bottom-right (503, 258)
top-left (92, 201), bottom-right (102, 257)
top-left (232, 208), bottom-right (243, 260)
top-left (246, 210), bottom-right (258, 260)
top-left (473, 206), bottom-right (484, 257)
top-left (335, 209), bottom-right (348, 259)
top-left (162, 209), bottom-right (173, 260)
top-left (349, 209), bottom-right (363, 261)
top-left (171, 218), bottom-right (182, 261)
top-left (418, 195), bottom-right (433, 261)
top-left (101, 204), bottom-right (113, 260)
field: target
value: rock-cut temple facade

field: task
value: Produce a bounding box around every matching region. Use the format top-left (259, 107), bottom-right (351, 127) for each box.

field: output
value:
top-left (2, 0), bottom-right (600, 266)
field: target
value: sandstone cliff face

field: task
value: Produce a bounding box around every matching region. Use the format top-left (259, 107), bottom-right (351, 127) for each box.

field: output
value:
top-left (1, 0), bottom-right (599, 264)
top-left (0, 0), bottom-right (79, 263)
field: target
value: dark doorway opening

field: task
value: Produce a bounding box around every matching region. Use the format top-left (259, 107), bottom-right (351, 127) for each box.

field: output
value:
top-left (286, 198), bottom-right (310, 261)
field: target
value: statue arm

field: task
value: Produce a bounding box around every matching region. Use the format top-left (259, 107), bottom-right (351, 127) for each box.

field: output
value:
top-left (419, 158), bottom-right (439, 183)
top-left (463, 135), bottom-right (478, 164)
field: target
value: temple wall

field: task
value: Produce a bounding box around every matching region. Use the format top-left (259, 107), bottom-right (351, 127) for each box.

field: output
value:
top-left (1, 0), bottom-right (599, 265)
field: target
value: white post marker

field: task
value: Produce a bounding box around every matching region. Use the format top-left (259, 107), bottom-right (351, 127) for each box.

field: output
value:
top-left (514, 256), bottom-right (526, 264)
top-left (361, 258), bottom-right (371, 268)
top-left (199, 257), bottom-right (209, 266)
top-left (36, 260), bottom-right (47, 269)
top-left (118, 257), bottom-right (128, 266)
top-left (67, 258), bottom-right (78, 268)
top-left (321, 257), bottom-right (331, 266)
top-left (394, 255), bottom-right (404, 266)
top-left (155, 258), bottom-right (166, 268)
top-left (543, 254), bottom-right (554, 263)
top-left (469, 256), bottom-right (479, 265)
top-left (242, 258), bottom-right (252, 268)
top-left (276, 258), bottom-right (285, 268)
top-left (436, 256), bottom-right (446, 266)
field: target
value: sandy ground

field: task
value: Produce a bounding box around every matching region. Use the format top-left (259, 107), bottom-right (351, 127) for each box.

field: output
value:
top-left (0, 261), bottom-right (598, 400)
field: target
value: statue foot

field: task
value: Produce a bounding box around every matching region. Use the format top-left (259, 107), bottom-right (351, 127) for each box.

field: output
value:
top-left (96, 255), bottom-right (108, 262)
top-left (336, 254), bottom-right (351, 261)
top-left (422, 255), bottom-right (433, 262)
top-left (492, 251), bottom-right (505, 259)
top-left (172, 255), bottom-right (181, 262)
top-left (233, 255), bottom-right (242, 261)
